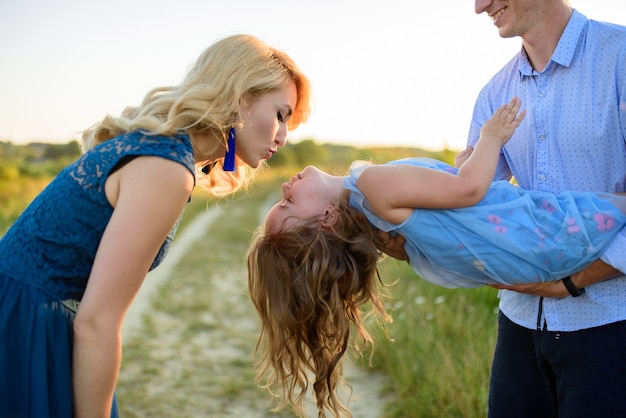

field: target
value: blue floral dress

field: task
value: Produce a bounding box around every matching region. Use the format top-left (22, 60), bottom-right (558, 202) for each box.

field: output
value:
top-left (0, 132), bottom-right (195, 417)
top-left (344, 158), bottom-right (626, 288)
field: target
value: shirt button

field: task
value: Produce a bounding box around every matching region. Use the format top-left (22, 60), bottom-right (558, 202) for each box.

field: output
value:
top-left (540, 91), bottom-right (546, 98)
top-left (539, 133), bottom-right (546, 141)
top-left (539, 174), bottom-right (547, 182)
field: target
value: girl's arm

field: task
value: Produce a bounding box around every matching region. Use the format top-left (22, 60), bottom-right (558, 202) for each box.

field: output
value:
top-left (72, 156), bottom-right (193, 418)
top-left (358, 98), bottom-right (525, 224)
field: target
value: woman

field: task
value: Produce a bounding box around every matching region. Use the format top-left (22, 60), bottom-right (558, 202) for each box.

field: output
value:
top-left (246, 98), bottom-right (626, 417)
top-left (0, 34), bottom-right (311, 418)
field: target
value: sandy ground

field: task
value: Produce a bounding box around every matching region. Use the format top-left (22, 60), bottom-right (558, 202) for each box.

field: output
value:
top-left (121, 199), bottom-right (392, 417)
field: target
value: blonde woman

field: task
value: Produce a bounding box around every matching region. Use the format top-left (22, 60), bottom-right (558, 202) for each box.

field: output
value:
top-left (0, 34), bottom-right (311, 418)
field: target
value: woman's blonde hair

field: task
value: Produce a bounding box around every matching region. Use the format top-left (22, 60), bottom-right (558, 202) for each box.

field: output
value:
top-left (81, 34), bottom-right (312, 196)
top-left (246, 196), bottom-right (391, 417)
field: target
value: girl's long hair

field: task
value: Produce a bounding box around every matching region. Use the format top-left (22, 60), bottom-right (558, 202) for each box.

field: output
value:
top-left (247, 197), bottom-right (391, 417)
top-left (80, 34), bottom-right (312, 196)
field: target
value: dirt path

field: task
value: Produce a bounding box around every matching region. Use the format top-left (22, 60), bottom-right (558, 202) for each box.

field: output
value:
top-left (120, 197), bottom-right (391, 417)
top-left (123, 207), bottom-right (222, 341)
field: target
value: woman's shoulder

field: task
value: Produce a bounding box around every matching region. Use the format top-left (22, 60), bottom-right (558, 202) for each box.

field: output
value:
top-left (98, 132), bottom-right (195, 174)
top-left (114, 132), bottom-right (193, 165)
top-left (68, 132), bottom-right (195, 191)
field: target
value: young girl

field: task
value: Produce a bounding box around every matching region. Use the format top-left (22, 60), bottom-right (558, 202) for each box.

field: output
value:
top-left (0, 34), bottom-right (312, 418)
top-left (246, 98), bottom-right (626, 417)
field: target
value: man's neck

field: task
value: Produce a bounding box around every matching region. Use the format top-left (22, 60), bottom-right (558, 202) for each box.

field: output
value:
top-left (522, 4), bottom-right (573, 72)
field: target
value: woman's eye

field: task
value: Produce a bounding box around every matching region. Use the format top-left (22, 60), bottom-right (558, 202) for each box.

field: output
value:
top-left (277, 112), bottom-right (284, 122)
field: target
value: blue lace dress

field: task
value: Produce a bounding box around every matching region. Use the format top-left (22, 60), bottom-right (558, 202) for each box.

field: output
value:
top-left (344, 158), bottom-right (626, 288)
top-left (0, 132), bottom-right (195, 417)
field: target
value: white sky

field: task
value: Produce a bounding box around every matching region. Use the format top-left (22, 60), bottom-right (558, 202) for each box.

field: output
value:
top-left (0, 1), bottom-right (624, 151)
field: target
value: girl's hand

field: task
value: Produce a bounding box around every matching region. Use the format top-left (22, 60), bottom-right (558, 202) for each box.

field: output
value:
top-left (480, 97), bottom-right (526, 147)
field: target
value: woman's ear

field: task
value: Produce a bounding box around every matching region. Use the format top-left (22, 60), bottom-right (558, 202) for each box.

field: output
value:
top-left (320, 205), bottom-right (339, 230)
top-left (238, 93), bottom-right (252, 114)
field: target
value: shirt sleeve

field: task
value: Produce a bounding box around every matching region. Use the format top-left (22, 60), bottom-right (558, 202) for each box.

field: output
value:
top-left (600, 228), bottom-right (626, 275)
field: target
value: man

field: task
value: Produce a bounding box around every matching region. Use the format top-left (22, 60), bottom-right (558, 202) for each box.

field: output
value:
top-left (465, 1), bottom-right (626, 416)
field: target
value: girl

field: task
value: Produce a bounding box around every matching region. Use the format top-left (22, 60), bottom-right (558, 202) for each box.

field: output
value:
top-left (246, 98), bottom-right (626, 417)
top-left (0, 34), bottom-right (312, 418)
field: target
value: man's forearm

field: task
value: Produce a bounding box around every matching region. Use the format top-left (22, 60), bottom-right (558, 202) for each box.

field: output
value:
top-left (572, 258), bottom-right (623, 288)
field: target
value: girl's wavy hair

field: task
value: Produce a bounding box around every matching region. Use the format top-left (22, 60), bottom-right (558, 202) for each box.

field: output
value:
top-left (246, 195), bottom-right (392, 418)
top-left (80, 34), bottom-right (312, 196)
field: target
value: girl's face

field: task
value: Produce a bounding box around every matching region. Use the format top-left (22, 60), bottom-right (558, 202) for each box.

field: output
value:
top-left (235, 80), bottom-right (297, 168)
top-left (265, 165), bottom-right (337, 233)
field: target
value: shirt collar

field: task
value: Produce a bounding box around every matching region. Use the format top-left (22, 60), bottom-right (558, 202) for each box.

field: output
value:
top-left (519, 9), bottom-right (587, 76)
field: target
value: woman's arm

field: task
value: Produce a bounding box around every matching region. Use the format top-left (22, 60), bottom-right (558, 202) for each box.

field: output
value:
top-left (358, 98), bottom-right (525, 224)
top-left (72, 156), bottom-right (193, 418)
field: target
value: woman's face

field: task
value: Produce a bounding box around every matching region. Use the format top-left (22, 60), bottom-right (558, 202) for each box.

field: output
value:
top-left (235, 80), bottom-right (297, 168)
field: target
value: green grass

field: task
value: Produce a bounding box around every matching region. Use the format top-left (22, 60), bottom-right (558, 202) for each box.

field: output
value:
top-left (362, 259), bottom-right (499, 418)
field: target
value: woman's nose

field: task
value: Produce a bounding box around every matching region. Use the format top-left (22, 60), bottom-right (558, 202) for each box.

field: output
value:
top-left (275, 124), bottom-right (288, 147)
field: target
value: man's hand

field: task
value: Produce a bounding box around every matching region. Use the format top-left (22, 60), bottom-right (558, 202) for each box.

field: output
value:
top-left (488, 281), bottom-right (569, 298)
top-left (488, 259), bottom-right (623, 297)
top-left (377, 230), bottom-right (408, 261)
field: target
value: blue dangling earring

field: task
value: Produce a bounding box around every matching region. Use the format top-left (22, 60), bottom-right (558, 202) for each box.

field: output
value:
top-left (223, 127), bottom-right (236, 172)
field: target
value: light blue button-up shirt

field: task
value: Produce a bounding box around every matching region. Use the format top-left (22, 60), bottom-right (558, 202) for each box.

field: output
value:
top-left (467, 10), bottom-right (626, 331)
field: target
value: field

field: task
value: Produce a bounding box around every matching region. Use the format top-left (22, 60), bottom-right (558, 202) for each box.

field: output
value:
top-left (117, 174), bottom-right (500, 418)
top-left (2, 141), bottom-right (500, 417)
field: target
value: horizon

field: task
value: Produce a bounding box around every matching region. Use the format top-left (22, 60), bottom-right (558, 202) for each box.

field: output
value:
top-left (0, 0), bottom-right (623, 152)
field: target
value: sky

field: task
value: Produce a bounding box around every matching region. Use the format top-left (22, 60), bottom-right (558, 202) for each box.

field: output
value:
top-left (0, 1), bottom-right (624, 152)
